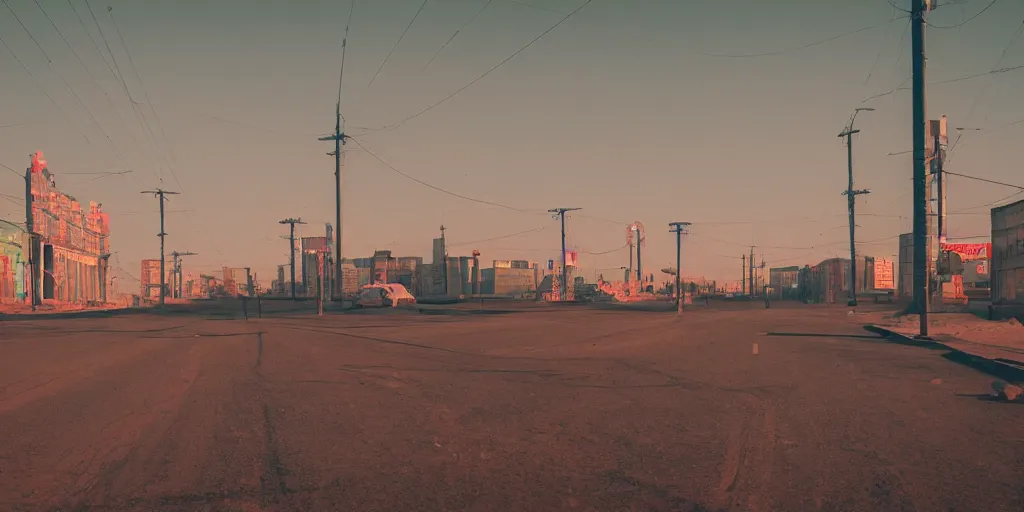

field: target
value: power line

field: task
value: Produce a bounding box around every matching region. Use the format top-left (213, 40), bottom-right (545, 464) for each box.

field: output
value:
top-left (0, 192), bottom-right (25, 206)
top-left (574, 213), bottom-right (627, 225)
top-left (421, 0), bottom-right (495, 72)
top-left (338, 0), bottom-right (355, 106)
top-left (3, 0), bottom-right (129, 166)
top-left (944, 170), bottom-right (1024, 190)
top-left (447, 225), bottom-right (547, 247)
top-left (381, 0), bottom-right (593, 131)
top-left (85, 0), bottom-right (166, 181)
top-left (699, 17), bottom-right (902, 58)
top-left (581, 243), bottom-right (627, 256)
top-left (885, 0), bottom-right (910, 14)
top-left (948, 19), bottom-right (1024, 158)
top-left (66, 0), bottom-right (118, 79)
top-left (0, 16), bottom-right (94, 146)
top-left (367, 0), bottom-right (429, 88)
top-left (29, 0), bottom-right (151, 181)
top-left (861, 64), bottom-right (1024, 103)
top-left (949, 190), bottom-right (1023, 213)
top-left (37, 0), bottom-right (155, 180)
top-left (863, 4), bottom-right (903, 86)
top-left (107, 5), bottom-right (185, 193)
top-left (926, 0), bottom-right (999, 29)
top-left (1, 162), bottom-right (22, 178)
top-left (348, 137), bottom-right (538, 213)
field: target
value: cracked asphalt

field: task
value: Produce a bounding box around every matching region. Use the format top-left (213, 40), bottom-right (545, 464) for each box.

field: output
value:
top-left (1, 302), bottom-right (1021, 511)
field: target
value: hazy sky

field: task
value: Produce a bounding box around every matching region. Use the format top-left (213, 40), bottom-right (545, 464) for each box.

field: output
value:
top-left (2, 0), bottom-right (1022, 288)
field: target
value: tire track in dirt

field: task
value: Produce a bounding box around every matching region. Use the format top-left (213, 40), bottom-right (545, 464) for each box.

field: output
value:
top-left (710, 396), bottom-right (778, 512)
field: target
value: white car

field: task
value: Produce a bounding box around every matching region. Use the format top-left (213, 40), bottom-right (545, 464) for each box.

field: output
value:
top-left (355, 283), bottom-right (416, 308)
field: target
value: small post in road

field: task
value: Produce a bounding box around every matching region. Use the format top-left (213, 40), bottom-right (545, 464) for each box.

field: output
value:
top-left (669, 222), bottom-right (691, 315)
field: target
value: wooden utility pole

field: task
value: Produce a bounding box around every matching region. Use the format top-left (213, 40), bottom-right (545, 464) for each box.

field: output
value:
top-left (911, 0), bottom-right (933, 336)
top-left (141, 188), bottom-right (179, 306)
top-left (439, 224), bottom-right (447, 296)
top-left (320, 12), bottom-right (352, 301)
top-left (741, 253), bottom-right (746, 296)
top-left (24, 165), bottom-right (38, 310)
top-left (279, 218), bottom-right (305, 300)
top-left (548, 208), bottom-right (581, 301)
top-left (317, 251), bottom-right (325, 316)
top-left (319, 105), bottom-right (346, 300)
top-left (749, 246), bottom-right (755, 296)
top-left (840, 107), bottom-right (874, 307)
top-left (669, 222), bottom-right (691, 315)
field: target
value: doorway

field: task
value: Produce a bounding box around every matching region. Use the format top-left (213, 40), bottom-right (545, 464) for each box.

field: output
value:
top-left (43, 244), bottom-right (54, 299)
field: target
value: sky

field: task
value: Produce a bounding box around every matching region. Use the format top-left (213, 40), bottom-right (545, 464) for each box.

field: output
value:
top-left (2, 0), bottom-right (1023, 289)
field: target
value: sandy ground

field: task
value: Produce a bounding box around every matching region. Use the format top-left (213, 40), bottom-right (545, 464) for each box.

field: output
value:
top-left (862, 308), bottom-right (1024, 363)
top-left (1, 301), bottom-right (1022, 511)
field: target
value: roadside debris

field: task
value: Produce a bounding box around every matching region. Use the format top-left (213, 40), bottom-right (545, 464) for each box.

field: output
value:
top-left (991, 381), bottom-right (1022, 402)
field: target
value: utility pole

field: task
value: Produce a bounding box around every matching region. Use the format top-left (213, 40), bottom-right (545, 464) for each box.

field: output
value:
top-left (319, 104), bottom-right (347, 300)
top-left (760, 257), bottom-right (766, 296)
top-left (840, 107), bottom-right (874, 307)
top-left (933, 117), bottom-right (947, 249)
top-left (24, 165), bottom-right (37, 310)
top-left (548, 208), bottom-right (581, 301)
top-left (669, 222), bottom-right (691, 315)
top-left (141, 188), bottom-right (180, 306)
top-left (279, 218), bottom-right (305, 300)
top-left (741, 253), bottom-right (745, 296)
top-left (749, 246), bottom-right (755, 296)
top-left (170, 251), bottom-right (197, 299)
top-left (911, 0), bottom-right (933, 336)
top-left (439, 224), bottom-right (447, 296)
top-left (317, 251), bottom-right (325, 316)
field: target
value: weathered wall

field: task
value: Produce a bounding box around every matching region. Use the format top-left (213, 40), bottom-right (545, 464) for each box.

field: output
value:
top-left (0, 221), bottom-right (27, 302)
top-left (481, 267), bottom-right (535, 296)
top-left (992, 200), bottom-right (1024, 304)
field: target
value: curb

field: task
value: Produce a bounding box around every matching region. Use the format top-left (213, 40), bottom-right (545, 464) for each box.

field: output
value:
top-left (865, 325), bottom-right (1024, 384)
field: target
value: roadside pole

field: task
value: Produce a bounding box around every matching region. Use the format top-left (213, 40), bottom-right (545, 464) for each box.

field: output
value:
top-left (669, 222), bottom-right (691, 315)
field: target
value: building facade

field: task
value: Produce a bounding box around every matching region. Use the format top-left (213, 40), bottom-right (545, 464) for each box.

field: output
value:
top-left (992, 199), bottom-right (1024, 304)
top-left (25, 152), bottom-right (110, 304)
top-left (0, 220), bottom-right (28, 303)
top-left (140, 259), bottom-right (169, 299)
top-left (768, 266), bottom-right (800, 299)
top-left (481, 267), bottom-right (535, 297)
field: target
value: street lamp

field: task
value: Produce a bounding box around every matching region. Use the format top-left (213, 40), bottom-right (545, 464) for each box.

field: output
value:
top-left (839, 107), bottom-right (874, 307)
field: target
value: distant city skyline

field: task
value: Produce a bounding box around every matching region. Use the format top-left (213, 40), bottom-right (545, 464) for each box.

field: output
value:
top-left (2, 0), bottom-right (1022, 286)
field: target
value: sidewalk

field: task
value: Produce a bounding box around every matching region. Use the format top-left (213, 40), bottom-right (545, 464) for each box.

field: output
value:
top-left (0, 302), bottom-right (129, 319)
top-left (863, 310), bottom-right (1024, 374)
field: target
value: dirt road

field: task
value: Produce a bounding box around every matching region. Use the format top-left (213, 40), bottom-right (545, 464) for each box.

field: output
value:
top-left (1, 303), bottom-right (1021, 511)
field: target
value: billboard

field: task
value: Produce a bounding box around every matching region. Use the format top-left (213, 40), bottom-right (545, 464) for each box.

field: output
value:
top-left (301, 236), bottom-right (329, 253)
top-left (493, 259), bottom-right (533, 269)
top-left (873, 258), bottom-right (895, 290)
top-left (941, 242), bottom-right (991, 262)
